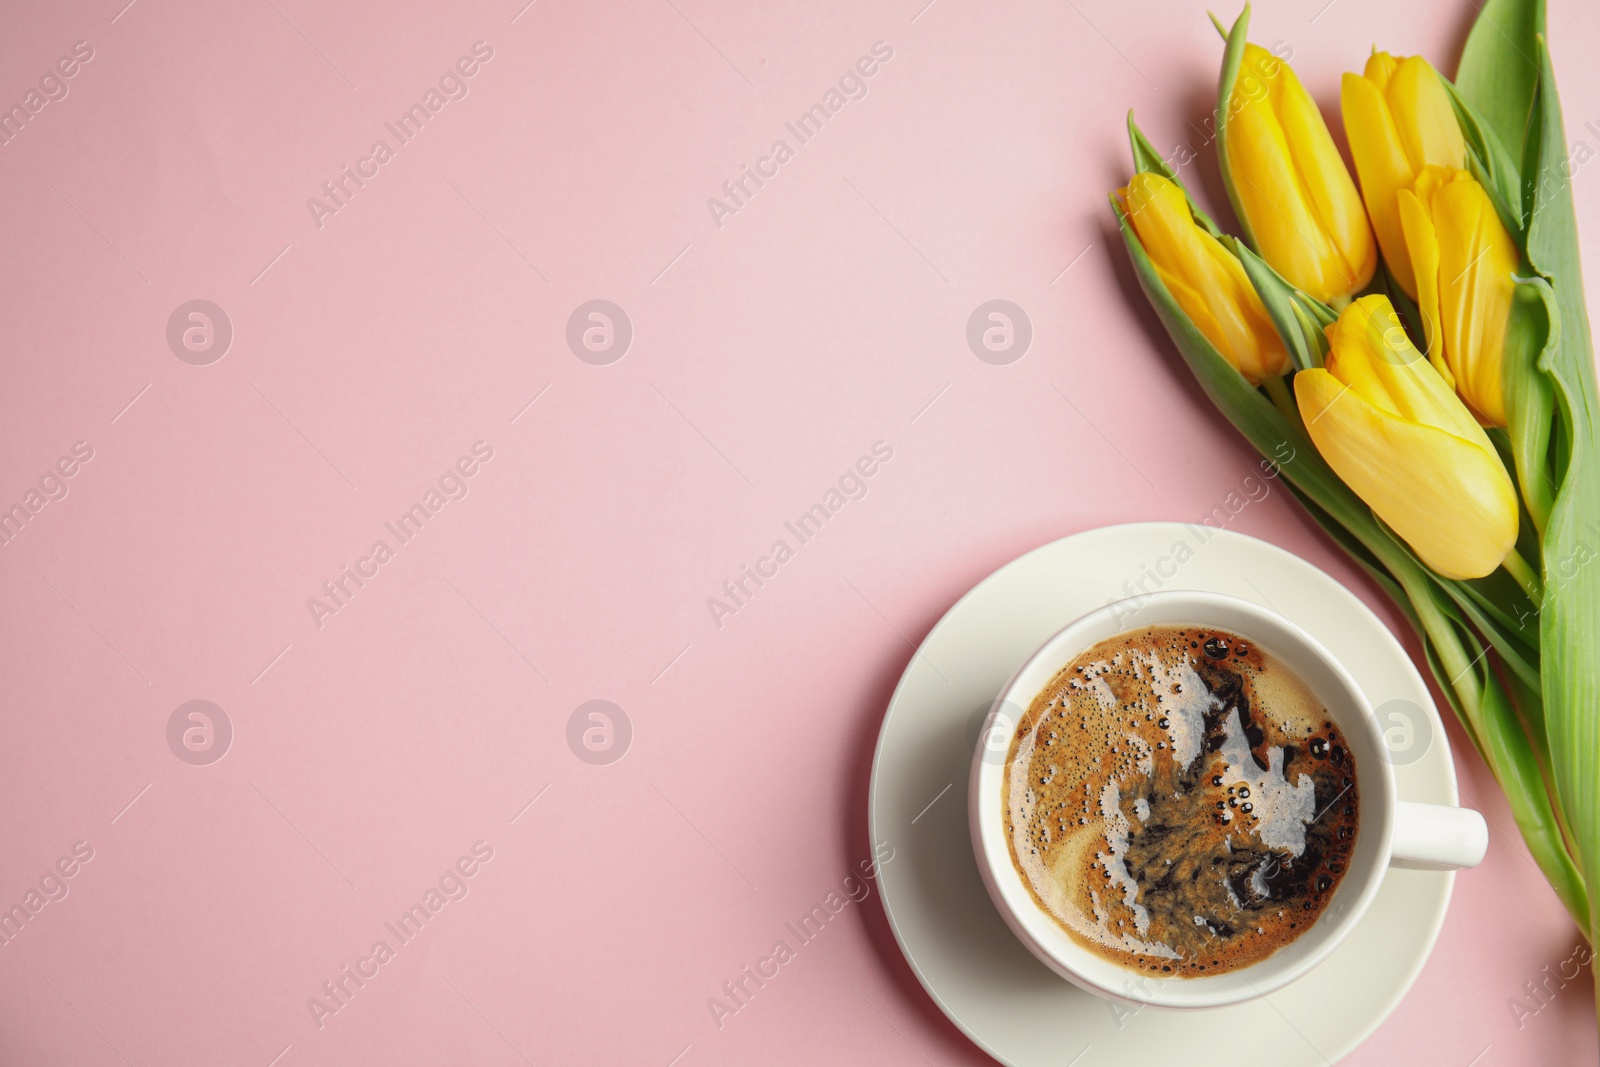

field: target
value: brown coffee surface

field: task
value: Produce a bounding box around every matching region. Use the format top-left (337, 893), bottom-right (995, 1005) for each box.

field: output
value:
top-left (1003, 625), bottom-right (1358, 977)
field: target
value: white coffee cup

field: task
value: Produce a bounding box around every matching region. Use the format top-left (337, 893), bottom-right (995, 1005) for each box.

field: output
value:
top-left (968, 590), bottom-right (1487, 1009)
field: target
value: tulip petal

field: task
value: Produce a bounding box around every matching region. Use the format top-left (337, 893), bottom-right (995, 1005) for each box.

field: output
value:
top-left (1230, 89), bottom-right (1338, 298)
top-left (1227, 45), bottom-right (1376, 303)
top-left (1336, 295), bottom-right (1491, 443)
top-left (1398, 187), bottom-right (1447, 377)
top-left (1296, 366), bottom-right (1519, 578)
top-left (1121, 172), bottom-right (1289, 383)
top-left (1322, 300), bottom-right (1403, 416)
top-left (1402, 167), bottom-right (1517, 425)
top-left (1389, 57), bottom-right (1466, 175)
top-left (1342, 71), bottom-right (1420, 296)
top-left (1362, 50), bottom-right (1399, 91)
top-left (1433, 176), bottom-right (1516, 424)
top-left (1273, 61), bottom-right (1377, 296)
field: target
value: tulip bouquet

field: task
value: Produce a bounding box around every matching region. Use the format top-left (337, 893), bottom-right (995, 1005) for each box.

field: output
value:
top-left (1112, 0), bottom-right (1600, 1013)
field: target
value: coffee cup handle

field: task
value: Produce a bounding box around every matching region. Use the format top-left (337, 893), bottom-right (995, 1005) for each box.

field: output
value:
top-left (1388, 801), bottom-right (1489, 871)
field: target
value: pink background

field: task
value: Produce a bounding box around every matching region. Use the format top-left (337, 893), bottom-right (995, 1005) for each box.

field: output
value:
top-left (0, 0), bottom-right (1596, 1063)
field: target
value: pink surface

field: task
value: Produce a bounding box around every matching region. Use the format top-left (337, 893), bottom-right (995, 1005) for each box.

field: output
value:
top-left (0, 0), bottom-right (1595, 1064)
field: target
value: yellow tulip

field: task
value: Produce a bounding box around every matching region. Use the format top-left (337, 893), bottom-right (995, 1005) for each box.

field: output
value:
top-left (1295, 295), bottom-right (1518, 579)
top-left (1341, 52), bottom-right (1467, 298)
top-left (1118, 171), bottom-right (1290, 384)
top-left (1224, 44), bottom-right (1377, 303)
top-left (1398, 165), bottom-right (1519, 426)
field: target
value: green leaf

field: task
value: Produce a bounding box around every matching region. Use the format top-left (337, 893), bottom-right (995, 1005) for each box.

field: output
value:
top-left (1455, 566), bottom-right (1541, 659)
top-left (1473, 645), bottom-right (1589, 926)
top-left (1505, 665), bottom-right (1554, 795)
top-left (1504, 278), bottom-right (1558, 532)
top-left (1212, 6), bottom-right (1256, 251)
top-left (1282, 480), bottom-right (1399, 596)
top-left (1126, 114), bottom-right (1223, 237)
top-left (1455, 0), bottom-right (1543, 167)
top-left (1406, 573), bottom-right (1588, 926)
top-left (1294, 291), bottom-right (1336, 333)
top-left (1127, 111), bottom-right (1178, 183)
top-left (1289, 301), bottom-right (1328, 370)
top-left (1226, 237), bottom-right (1328, 372)
top-left (1362, 509), bottom-right (1543, 693)
top-left (1439, 73), bottom-right (1526, 240)
top-left (1440, 581), bottom-right (1542, 695)
top-left (1520, 30), bottom-right (1600, 941)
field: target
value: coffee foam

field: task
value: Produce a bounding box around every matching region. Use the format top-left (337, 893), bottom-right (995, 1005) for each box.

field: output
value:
top-left (1002, 626), bottom-right (1358, 977)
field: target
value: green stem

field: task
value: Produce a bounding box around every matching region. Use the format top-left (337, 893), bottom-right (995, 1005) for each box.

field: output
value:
top-left (1513, 673), bottom-right (1583, 869)
top-left (1369, 538), bottom-right (1589, 927)
top-left (1503, 546), bottom-right (1545, 609)
top-left (1401, 568), bottom-right (1482, 708)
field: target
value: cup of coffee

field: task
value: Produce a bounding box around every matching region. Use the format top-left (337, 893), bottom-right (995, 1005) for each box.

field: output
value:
top-left (968, 590), bottom-right (1487, 1009)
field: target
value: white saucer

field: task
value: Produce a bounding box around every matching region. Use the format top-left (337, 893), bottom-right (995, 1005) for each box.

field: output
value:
top-left (868, 523), bottom-right (1457, 1065)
